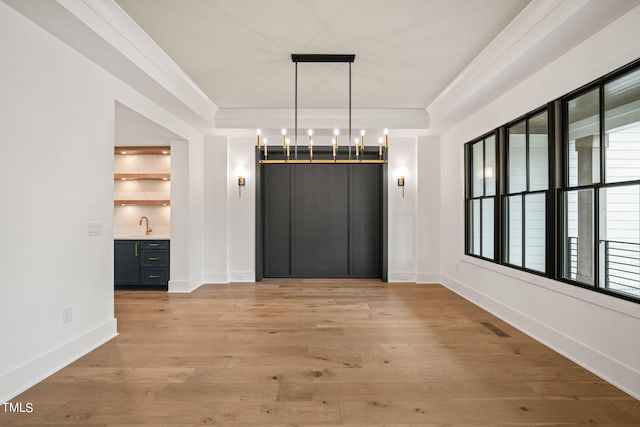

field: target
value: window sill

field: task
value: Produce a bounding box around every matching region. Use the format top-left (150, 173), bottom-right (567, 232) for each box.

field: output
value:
top-left (461, 255), bottom-right (640, 319)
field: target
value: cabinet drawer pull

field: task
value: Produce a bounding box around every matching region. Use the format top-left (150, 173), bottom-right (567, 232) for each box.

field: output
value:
top-left (148, 257), bottom-right (160, 261)
top-left (148, 243), bottom-right (160, 247)
top-left (135, 242), bottom-right (139, 257)
top-left (148, 274), bottom-right (160, 279)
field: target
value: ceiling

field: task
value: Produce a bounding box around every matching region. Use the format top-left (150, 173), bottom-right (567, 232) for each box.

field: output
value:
top-left (115, 0), bottom-right (530, 110)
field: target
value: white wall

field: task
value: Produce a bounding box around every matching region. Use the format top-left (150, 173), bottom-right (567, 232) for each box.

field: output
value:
top-left (0, 2), bottom-right (202, 401)
top-left (387, 137), bottom-right (418, 281)
top-left (416, 135), bottom-right (441, 283)
top-left (437, 5), bottom-right (640, 398)
top-left (227, 137), bottom-right (256, 282)
top-left (203, 135), bottom-right (229, 283)
top-left (204, 134), bottom-right (424, 283)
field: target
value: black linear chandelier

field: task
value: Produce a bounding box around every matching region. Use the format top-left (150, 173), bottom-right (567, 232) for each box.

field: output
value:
top-left (256, 54), bottom-right (389, 163)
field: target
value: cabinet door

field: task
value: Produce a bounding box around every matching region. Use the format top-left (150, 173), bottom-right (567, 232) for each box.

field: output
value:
top-left (114, 241), bottom-right (139, 286)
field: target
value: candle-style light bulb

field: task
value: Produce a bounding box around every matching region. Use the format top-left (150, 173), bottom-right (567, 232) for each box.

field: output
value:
top-left (334, 128), bottom-right (339, 148)
top-left (378, 137), bottom-right (383, 159)
top-left (355, 137), bottom-right (360, 158)
top-left (263, 137), bottom-right (268, 158)
top-left (286, 138), bottom-right (290, 159)
top-left (256, 129), bottom-right (261, 148)
top-left (281, 128), bottom-right (287, 148)
top-left (384, 128), bottom-right (389, 149)
top-left (360, 129), bottom-right (365, 149)
top-left (332, 137), bottom-right (337, 159)
top-left (309, 139), bottom-right (313, 160)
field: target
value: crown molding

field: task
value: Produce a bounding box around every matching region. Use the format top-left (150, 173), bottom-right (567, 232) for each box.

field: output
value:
top-left (426, 0), bottom-right (640, 133)
top-left (214, 108), bottom-right (430, 134)
top-left (3, 0), bottom-right (217, 131)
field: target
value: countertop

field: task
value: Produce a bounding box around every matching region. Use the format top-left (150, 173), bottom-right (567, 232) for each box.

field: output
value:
top-left (114, 235), bottom-right (170, 240)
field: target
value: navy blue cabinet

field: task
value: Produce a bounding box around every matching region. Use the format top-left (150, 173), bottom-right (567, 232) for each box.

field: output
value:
top-left (114, 240), bottom-right (169, 289)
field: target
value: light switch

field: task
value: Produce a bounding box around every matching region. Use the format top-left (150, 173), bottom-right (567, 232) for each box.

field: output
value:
top-left (88, 222), bottom-right (104, 237)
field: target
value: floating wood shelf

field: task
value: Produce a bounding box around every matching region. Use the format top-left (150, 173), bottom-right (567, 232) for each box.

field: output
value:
top-left (114, 200), bottom-right (171, 206)
top-left (114, 146), bottom-right (171, 155)
top-left (114, 173), bottom-right (170, 181)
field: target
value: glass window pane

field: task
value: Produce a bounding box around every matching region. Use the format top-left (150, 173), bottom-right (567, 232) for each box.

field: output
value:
top-left (472, 142), bottom-right (484, 197)
top-left (525, 193), bottom-right (546, 272)
top-left (482, 198), bottom-right (494, 259)
top-left (567, 89), bottom-right (600, 186)
top-left (599, 185), bottom-right (640, 297)
top-left (563, 189), bottom-right (594, 285)
top-left (485, 136), bottom-right (496, 196)
top-left (508, 121), bottom-right (526, 193)
top-left (605, 68), bottom-right (640, 183)
top-left (505, 195), bottom-right (522, 266)
top-left (471, 199), bottom-right (481, 256)
top-left (529, 111), bottom-right (548, 191)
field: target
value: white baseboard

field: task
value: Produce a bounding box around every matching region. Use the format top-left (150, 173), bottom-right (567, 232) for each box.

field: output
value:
top-left (388, 272), bottom-right (416, 282)
top-left (228, 271), bottom-right (255, 283)
top-left (202, 272), bottom-right (229, 284)
top-left (168, 274), bottom-right (204, 293)
top-left (0, 318), bottom-right (117, 403)
top-left (416, 273), bottom-right (441, 284)
top-left (440, 273), bottom-right (640, 400)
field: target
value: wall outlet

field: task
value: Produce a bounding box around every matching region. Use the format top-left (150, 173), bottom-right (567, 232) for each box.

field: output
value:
top-left (62, 306), bottom-right (72, 324)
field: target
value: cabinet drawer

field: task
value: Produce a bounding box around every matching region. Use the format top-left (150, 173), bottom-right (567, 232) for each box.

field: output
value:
top-left (141, 240), bottom-right (169, 250)
top-left (141, 268), bottom-right (168, 285)
top-left (140, 251), bottom-right (168, 267)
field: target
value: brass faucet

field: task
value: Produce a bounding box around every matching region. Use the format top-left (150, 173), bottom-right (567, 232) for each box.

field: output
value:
top-left (139, 216), bottom-right (152, 235)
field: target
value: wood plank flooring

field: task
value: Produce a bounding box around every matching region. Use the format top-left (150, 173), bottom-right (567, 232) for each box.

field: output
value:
top-left (2, 279), bottom-right (640, 426)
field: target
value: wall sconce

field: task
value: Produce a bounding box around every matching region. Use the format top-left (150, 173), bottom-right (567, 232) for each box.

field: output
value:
top-left (236, 166), bottom-right (246, 198)
top-left (397, 166), bottom-right (407, 198)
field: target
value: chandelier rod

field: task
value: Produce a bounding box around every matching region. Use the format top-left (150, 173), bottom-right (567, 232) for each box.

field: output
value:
top-left (295, 61), bottom-right (298, 159)
top-left (349, 61), bottom-right (352, 160)
top-left (291, 54), bottom-right (355, 161)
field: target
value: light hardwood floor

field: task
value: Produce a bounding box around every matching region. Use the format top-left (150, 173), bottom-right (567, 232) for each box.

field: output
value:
top-left (3, 280), bottom-right (640, 426)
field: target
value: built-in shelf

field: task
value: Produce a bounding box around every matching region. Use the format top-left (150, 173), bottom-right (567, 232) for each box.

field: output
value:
top-left (115, 146), bottom-right (171, 155)
top-left (115, 173), bottom-right (170, 181)
top-left (114, 200), bottom-right (171, 206)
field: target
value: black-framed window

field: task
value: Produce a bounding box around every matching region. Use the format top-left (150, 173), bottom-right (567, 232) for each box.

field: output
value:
top-left (561, 65), bottom-right (640, 299)
top-left (465, 133), bottom-right (497, 260)
top-left (503, 110), bottom-right (551, 274)
top-left (463, 57), bottom-right (640, 303)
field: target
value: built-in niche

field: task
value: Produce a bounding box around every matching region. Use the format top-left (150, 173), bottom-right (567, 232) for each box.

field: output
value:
top-left (114, 146), bottom-right (171, 238)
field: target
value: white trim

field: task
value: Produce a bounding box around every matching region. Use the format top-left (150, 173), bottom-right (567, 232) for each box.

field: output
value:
top-left (440, 273), bottom-right (640, 400)
top-left (388, 272), bottom-right (417, 283)
top-left (461, 255), bottom-right (640, 320)
top-left (416, 273), bottom-right (442, 284)
top-left (427, 0), bottom-right (640, 131)
top-left (168, 274), bottom-right (204, 293)
top-left (0, 319), bottom-right (117, 402)
top-left (3, 0), bottom-right (216, 130)
top-left (228, 271), bottom-right (256, 283)
top-left (214, 108), bottom-right (430, 131)
top-left (202, 272), bottom-right (229, 284)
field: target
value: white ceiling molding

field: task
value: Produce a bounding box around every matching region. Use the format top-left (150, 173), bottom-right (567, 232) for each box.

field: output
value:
top-left (214, 108), bottom-right (430, 134)
top-left (426, 0), bottom-right (640, 133)
top-left (114, 0), bottom-right (530, 110)
top-left (2, 0), bottom-right (217, 131)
